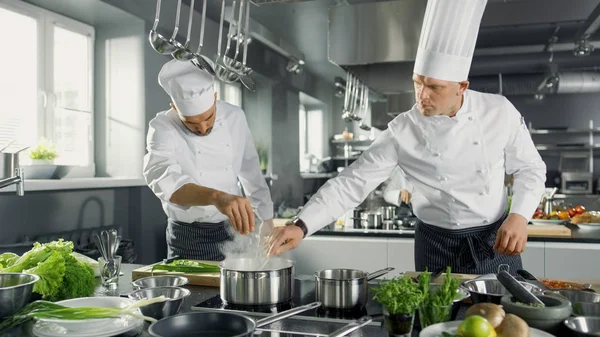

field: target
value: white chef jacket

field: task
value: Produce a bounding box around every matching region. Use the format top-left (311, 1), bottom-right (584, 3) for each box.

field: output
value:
top-left (299, 90), bottom-right (546, 236)
top-left (142, 101), bottom-right (274, 224)
top-left (382, 166), bottom-right (414, 207)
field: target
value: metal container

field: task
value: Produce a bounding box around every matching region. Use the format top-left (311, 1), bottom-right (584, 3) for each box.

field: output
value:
top-left (128, 286), bottom-right (190, 320)
top-left (380, 206), bottom-right (397, 220)
top-left (564, 316), bottom-right (600, 337)
top-left (553, 289), bottom-right (600, 316)
top-left (353, 208), bottom-right (364, 229)
top-left (0, 273), bottom-right (40, 319)
top-left (131, 275), bottom-right (189, 290)
top-left (220, 257), bottom-right (294, 306)
top-left (360, 212), bottom-right (382, 229)
top-left (314, 267), bottom-right (394, 309)
top-left (462, 278), bottom-right (542, 304)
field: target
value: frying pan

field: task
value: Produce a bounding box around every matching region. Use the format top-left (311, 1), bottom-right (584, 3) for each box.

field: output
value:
top-left (148, 303), bottom-right (373, 337)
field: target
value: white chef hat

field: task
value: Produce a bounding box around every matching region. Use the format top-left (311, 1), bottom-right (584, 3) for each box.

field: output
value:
top-left (158, 59), bottom-right (215, 116)
top-left (413, 0), bottom-right (488, 82)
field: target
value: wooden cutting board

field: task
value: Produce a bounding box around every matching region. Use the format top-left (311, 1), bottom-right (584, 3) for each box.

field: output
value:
top-left (526, 224), bottom-right (571, 237)
top-left (131, 260), bottom-right (221, 287)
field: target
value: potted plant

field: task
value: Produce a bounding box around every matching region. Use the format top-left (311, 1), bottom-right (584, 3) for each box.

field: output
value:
top-left (417, 266), bottom-right (460, 329)
top-left (256, 143), bottom-right (269, 175)
top-left (372, 274), bottom-right (425, 336)
top-left (29, 139), bottom-right (59, 165)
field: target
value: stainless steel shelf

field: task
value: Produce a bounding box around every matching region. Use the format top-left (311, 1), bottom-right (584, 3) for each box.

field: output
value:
top-left (300, 172), bottom-right (337, 179)
top-left (331, 139), bottom-right (373, 144)
top-left (530, 128), bottom-right (600, 135)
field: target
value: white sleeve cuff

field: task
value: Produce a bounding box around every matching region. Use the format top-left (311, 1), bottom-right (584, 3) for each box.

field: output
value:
top-left (509, 191), bottom-right (543, 223)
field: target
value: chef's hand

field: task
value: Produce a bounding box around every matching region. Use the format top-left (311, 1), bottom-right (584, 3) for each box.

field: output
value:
top-left (400, 189), bottom-right (411, 204)
top-left (214, 192), bottom-right (254, 234)
top-left (494, 213), bottom-right (528, 256)
top-left (265, 225), bottom-right (304, 256)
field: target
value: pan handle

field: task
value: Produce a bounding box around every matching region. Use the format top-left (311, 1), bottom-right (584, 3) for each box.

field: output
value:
top-left (328, 316), bottom-right (373, 337)
top-left (366, 267), bottom-right (395, 281)
top-left (255, 301), bottom-right (321, 328)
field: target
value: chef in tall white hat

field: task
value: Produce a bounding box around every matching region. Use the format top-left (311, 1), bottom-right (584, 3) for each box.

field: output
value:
top-left (143, 59), bottom-right (274, 261)
top-left (266, 0), bottom-right (546, 275)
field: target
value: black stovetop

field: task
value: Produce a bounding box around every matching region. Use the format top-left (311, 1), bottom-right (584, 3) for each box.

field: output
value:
top-left (191, 275), bottom-right (384, 324)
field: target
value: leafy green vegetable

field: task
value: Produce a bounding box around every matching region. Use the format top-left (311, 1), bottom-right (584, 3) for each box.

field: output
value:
top-left (0, 239), bottom-right (96, 301)
top-left (372, 275), bottom-right (424, 315)
top-left (418, 266), bottom-right (460, 328)
top-left (152, 259), bottom-right (220, 273)
top-left (29, 138), bottom-right (58, 161)
top-left (0, 297), bottom-right (167, 333)
top-left (441, 332), bottom-right (460, 337)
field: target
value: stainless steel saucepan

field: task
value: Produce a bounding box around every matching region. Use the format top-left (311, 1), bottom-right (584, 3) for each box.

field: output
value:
top-left (220, 256), bottom-right (294, 306)
top-left (315, 267), bottom-right (395, 309)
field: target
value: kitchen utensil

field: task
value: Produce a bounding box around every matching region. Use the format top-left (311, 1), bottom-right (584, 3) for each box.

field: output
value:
top-left (214, 0), bottom-right (241, 83)
top-left (147, 302), bottom-right (321, 337)
top-left (190, 0), bottom-right (214, 74)
top-left (351, 83), bottom-right (363, 122)
top-left (517, 269), bottom-right (551, 291)
top-left (359, 212), bottom-right (382, 229)
top-left (220, 256), bottom-right (294, 306)
top-left (497, 270), bottom-right (546, 307)
top-left (501, 294), bottom-right (572, 334)
top-left (0, 273), bottom-right (39, 319)
top-left (92, 233), bottom-right (107, 260)
top-left (359, 85), bottom-right (372, 131)
top-left (462, 278), bottom-right (543, 304)
top-left (128, 286), bottom-right (190, 320)
top-left (564, 316), bottom-right (600, 336)
top-left (552, 289), bottom-right (600, 316)
top-left (341, 73), bottom-right (354, 122)
top-left (148, 0), bottom-right (177, 54)
top-left (381, 206), bottom-right (397, 221)
top-left (132, 275), bottom-right (189, 290)
top-left (329, 316), bottom-right (373, 337)
top-left (314, 267), bottom-right (395, 309)
top-left (98, 255), bottom-right (121, 288)
top-left (172, 0), bottom-right (195, 61)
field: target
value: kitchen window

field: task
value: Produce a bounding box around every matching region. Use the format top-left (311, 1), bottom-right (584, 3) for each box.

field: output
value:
top-left (0, 0), bottom-right (94, 176)
top-left (299, 104), bottom-right (324, 172)
top-left (215, 81), bottom-right (242, 107)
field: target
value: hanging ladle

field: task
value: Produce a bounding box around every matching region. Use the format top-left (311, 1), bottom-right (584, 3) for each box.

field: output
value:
top-left (172, 0), bottom-right (196, 61)
top-left (359, 85), bottom-right (372, 131)
top-left (214, 0), bottom-right (242, 83)
top-left (223, 0), bottom-right (255, 91)
top-left (191, 0), bottom-right (215, 75)
top-left (352, 82), bottom-right (364, 122)
top-left (341, 73), bottom-right (354, 122)
top-left (149, 0), bottom-right (177, 54)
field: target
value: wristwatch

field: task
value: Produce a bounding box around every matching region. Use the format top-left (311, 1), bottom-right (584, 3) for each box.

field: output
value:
top-left (286, 217), bottom-right (308, 238)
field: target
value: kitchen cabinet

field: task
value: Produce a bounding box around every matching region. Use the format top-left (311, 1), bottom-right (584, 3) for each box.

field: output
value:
top-left (386, 238), bottom-right (415, 278)
top-left (289, 236), bottom-right (389, 276)
top-left (521, 242), bottom-right (545, 277)
top-left (544, 242), bottom-right (600, 281)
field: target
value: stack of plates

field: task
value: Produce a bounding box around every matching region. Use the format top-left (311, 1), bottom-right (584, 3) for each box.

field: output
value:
top-left (31, 297), bottom-right (143, 337)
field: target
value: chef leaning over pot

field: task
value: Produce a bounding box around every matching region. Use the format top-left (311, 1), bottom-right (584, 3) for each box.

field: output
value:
top-left (143, 59), bottom-right (274, 261)
top-left (267, 0), bottom-right (546, 275)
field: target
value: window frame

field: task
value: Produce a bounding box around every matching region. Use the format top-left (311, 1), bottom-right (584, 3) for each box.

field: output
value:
top-left (0, 0), bottom-right (95, 177)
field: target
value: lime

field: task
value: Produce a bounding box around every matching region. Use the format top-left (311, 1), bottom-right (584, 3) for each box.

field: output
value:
top-left (457, 315), bottom-right (496, 337)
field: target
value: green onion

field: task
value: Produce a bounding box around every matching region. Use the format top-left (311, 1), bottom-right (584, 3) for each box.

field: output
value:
top-left (151, 259), bottom-right (220, 274)
top-left (0, 297), bottom-right (166, 333)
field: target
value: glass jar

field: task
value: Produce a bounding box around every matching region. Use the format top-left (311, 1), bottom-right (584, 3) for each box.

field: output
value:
top-left (418, 303), bottom-right (453, 329)
top-left (383, 307), bottom-right (415, 337)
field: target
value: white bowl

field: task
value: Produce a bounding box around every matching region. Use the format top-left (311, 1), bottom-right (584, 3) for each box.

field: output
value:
top-left (22, 165), bottom-right (57, 179)
top-left (37, 297), bottom-right (137, 332)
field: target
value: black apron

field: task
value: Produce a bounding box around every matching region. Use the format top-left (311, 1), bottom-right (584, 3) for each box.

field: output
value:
top-left (414, 213), bottom-right (523, 275)
top-left (166, 219), bottom-right (233, 261)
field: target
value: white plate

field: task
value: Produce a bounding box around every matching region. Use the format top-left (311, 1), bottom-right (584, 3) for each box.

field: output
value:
top-left (420, 320), bottom-right (555, 337)
top-left (530, 219), bottom-right (565, 225)
top-left (32, 297), bottom-right (143, 337)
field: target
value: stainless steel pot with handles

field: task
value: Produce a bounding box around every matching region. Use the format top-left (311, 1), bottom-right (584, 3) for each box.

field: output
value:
top-left (315, 267), bottom-right (395, 309)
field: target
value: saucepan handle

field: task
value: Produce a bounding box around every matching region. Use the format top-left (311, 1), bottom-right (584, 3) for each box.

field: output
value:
top-left (255, 301), bottom-right (321, 328)
top-left (366, 267), bottom-right (395, 281)
top-left (328, 316), bottom-right (373, 337)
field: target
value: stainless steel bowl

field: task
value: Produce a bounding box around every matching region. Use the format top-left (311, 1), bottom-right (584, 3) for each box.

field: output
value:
top-left (564, 316), bottom-right (600, 337)
top-left (128, 286), bottom-right (191, 320)
top-left (553, 289), bottom-right (600, 316)
top-left (462, 279), bottom-right (542, 304)
top-left (0, 273), bottom-right (40, 319)
top-left (131, 275), bottom-right (189, 290)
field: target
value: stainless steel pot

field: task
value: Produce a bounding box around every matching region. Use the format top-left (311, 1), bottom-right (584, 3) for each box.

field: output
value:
top-left (220, 257), bottom-right (294, 306)
top-left (380, 206), bottom-right (397, 220)
top-left (360, 212), bottom-right (382, 229)
top-left (315, 267), bottom-right (395, 309)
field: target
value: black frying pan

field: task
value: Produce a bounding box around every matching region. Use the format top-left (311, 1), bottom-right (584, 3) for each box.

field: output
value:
top-left (148, 302), bottom-right (373, 337)
top-left (148, 302), bottom-right (320, 337)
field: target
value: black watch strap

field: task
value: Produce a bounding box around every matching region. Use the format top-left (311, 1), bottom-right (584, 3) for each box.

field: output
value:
top-left (287, 217), bottom-right (308, 238)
